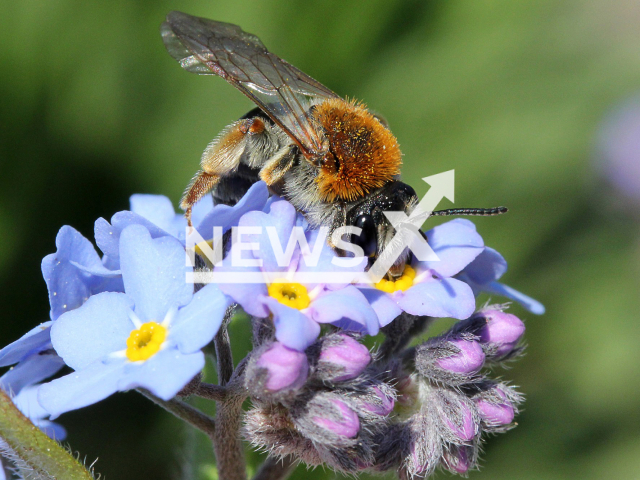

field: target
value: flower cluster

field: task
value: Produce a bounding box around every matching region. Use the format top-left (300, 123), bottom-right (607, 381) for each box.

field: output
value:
top-left (0, 181), bottom-right (542, 478)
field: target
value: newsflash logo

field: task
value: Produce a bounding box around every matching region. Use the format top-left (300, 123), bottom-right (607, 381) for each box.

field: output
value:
top-left (185, 170), bottom-right (455, 284)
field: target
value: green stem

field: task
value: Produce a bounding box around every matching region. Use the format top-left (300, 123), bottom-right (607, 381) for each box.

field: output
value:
top-left (0, 389), bottom-right (95, 480)
top-left (138, 389), bottom-right (216, 435)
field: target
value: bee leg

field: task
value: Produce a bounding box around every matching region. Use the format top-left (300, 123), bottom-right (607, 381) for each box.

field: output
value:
top-left (259, 145), bottom-right (296, 185)
top-left (180, 171), bottom-right (221, 225)
top-left (180, 118), bottom-right (267, 222)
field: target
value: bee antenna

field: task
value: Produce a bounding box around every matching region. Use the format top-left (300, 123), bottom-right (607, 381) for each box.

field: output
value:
top-left (431, 206), bottom-right (508, 217)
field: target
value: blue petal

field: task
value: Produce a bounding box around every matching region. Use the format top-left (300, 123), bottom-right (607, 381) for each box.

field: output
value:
top-left (94, 212), bottom-right (175, 260)
top-left (263, 297), bottom-right (321, 351)
top-left (196, 181), bottom-right (269, 238)
top-left (238, 199), bottom-right (297, 273)
top-left (94, 217), bottom-right (120, 258)
top-left (119, 225), bottom-right (193, 322)
top-left (170, 284), bottom-right (232, 354)
top-left (418, 219), bottom-right (484, 278)
top-left (396, 278), bottom-right (476, 320)
top-left (50, 292), bottom-right (134, 370)
top-left (118, 348), bottom-right (204, 400)
top-left (38, 359), bottom-right (126, 419)
top-left (36, 420), bottom-right (67, 441)
top-left (458, 247), bottom-right (508, 293)
top-left (98, 255), bottom-right (126, 293)
top-left (190, 195), bottom-right (214, 228)
top-left (13, 385), bottom-right (50, 421)
top-left (360, 288), bottom-right (403, 327)
top-left (307, 286), bottom-right (380, 335)
top-left (42, 226), bottom-right (120, 320)
top-left (129, 194), bottom-right (177, 233)
top-left (483, 281), bottom-right (546, 315)
top-left (295, 228), bottom-right (367, 290)
top-left (216, 264), bottom-right (270, 317)
top-left (0, 353), bottom-right (65, 394)
top-left (0, 322), bottom-right (52, 367)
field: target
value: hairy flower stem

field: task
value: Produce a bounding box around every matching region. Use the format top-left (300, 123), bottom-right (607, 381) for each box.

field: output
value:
top-left (195, 382), bottom-right (227, 401)
top-left (215, 306), bottom-right (237, 385)
top-left (138, 389), bottom-right (216, 435)
top-left (377, 313), bottom-right (435, 363)
top-left (213, 392), bottom-right (247, 480)
top-left (253, 456), bottom-right (295, 480)
top-left (212, 307), bottom-right (248, 480)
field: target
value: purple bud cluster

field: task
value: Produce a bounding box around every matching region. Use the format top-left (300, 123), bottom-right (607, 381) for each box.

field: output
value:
top-left (244, 332), bottom-right (397, 472)
top-left (372, 306), bottom-right (525, 477)
top-left (243, 306), bottom-right (525, 477)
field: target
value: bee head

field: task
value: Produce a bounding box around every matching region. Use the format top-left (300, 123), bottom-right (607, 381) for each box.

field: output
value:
top-left (312, 98), bottom-right (402, 203)
top-left (346, 181), bottom-right (418, 276)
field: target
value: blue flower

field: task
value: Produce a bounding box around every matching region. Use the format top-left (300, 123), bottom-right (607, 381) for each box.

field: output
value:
top-left (38, 224), bottom-right (231, 418)
top-left (217, 199), bottom-right (378, 351)
top-left (94, 181), bottom-right (269, 261)
top-left (360, 219), bottom-right (483, 326)
top-left (456, 247), bottom-right (545, 315)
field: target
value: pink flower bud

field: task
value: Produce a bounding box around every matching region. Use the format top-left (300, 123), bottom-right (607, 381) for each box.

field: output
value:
top-left (475, 385), bottom-right (515, 425)
top-left (477, 310), bottom-right (525, 357)
top-left (318, 334), bottom-right (371, 382)
top-left (255, 342), bottom-right (308, 392)
top-left (443, 447), bottom-right (471, 474)
top-left (313, 399), bottom-right (360, 438)
top-left (436, 339), bottom-right (485, 374)
top-left (442, 401), bottom-right (476, 442)
top-left (361, 387), bottom-right (395, 416)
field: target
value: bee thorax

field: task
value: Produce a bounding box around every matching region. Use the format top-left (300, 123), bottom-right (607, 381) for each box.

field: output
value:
top-left (312, 98), bottom-right (402, 202)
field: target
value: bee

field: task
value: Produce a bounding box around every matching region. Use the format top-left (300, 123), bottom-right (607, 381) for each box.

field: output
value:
top-left (161, 11), bottom-right (506, 277)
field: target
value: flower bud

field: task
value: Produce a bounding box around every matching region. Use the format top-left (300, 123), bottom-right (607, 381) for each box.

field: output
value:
top-left (442, 446), bottom-right (472, 474)
top-left (290, 392), bottom-right (376, 472)
top-left (251, 341), bottom-right (309, 392)
top-left (432, 389), bottom-right (477, 442)
top-left (442, 401), bottom-right (476, 442)
top-left (415, 336), bottom-right (485, 385)
top-left (475, 384), bottom-right (517, 427)
top-left (317, 334), bottom-right (371, 382)
top-left (436, 338), bottom-right (485, 375)
top-left (314, 398), bottom-right (360, 438)
top-left (360, 386), bottom-right (395, 416)
top-left (476, 309), bottom-right (525, 358)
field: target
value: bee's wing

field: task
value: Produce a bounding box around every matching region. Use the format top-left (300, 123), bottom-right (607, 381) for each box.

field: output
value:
top-left (161, 11), bottom-right (339, 159)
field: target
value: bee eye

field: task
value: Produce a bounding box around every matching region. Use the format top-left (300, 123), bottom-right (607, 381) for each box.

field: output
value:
top-left (351, 214), bottom-right (378, 257)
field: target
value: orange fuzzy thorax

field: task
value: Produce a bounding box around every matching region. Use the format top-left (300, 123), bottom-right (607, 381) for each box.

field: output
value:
top-left (312, 98), bottom-right (402, 202)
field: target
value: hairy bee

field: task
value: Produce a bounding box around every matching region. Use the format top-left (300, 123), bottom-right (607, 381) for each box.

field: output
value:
top-left (161, 12), bottom-right (504, 277)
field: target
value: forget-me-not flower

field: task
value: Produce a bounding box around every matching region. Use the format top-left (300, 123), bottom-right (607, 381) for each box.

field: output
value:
top-left (38, 224), bottom-right (231, 418)
top-left (217, 198), bottom-right (378, 351)
top-left (360, 219), bottom-right (484, 326)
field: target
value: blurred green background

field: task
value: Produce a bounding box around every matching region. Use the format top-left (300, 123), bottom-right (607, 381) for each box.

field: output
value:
top-left (2, 0), bottom-right (640, 479)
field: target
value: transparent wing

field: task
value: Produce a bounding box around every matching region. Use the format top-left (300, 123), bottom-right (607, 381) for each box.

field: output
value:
top-left (161, 11), bottom-right (339, 158)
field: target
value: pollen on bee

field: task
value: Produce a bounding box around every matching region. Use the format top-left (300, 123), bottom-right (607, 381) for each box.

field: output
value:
top-left (312, 98), bottom-right (402, 202)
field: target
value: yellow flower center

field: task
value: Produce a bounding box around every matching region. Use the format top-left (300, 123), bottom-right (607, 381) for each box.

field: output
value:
top-left (268, 282), bottom-right (311, 310)
top-left (375, 265), bottom-right (416, 293)
top-left (126, 322), bottom-right (167, 362)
